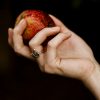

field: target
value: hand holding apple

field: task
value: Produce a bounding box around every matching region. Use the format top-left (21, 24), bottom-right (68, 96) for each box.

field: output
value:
top-left (15, 9), bottom-right (55, 45)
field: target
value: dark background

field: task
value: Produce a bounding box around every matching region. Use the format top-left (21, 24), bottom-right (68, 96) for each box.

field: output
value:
top-left (0, 0), bottom-right (100, 100)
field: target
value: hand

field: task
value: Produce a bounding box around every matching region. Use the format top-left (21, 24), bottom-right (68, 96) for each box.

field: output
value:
top-left (8, 19), bottom-right (61, 60)
top-left (41, 15), bottom-right (97, 81)
top-left (8, 15), bottom-right (100, 99)
top-left (8, 16), bottom-right (97, 81)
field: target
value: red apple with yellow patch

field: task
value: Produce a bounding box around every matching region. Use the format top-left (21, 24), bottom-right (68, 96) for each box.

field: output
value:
top-left (15, 9), bottom-right (55, 45)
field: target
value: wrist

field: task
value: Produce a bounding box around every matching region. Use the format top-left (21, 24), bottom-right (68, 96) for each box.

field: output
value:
top-left (83, 61), bottom-right (100, 99)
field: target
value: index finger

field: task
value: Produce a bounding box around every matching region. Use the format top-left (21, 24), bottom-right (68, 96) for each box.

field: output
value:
top-left (29, 26), bottom-right (60, 48)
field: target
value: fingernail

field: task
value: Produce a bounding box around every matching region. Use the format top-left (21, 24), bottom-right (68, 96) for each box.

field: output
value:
top-left (20, 19), bottom-right (25, 24)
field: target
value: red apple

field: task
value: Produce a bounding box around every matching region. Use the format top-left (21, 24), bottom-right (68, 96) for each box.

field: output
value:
top-left (15, 9), bottom-right (55, 45)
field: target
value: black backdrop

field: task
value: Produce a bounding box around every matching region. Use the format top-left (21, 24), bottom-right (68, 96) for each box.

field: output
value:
top-left (0, 0), bottom-right (100, 100)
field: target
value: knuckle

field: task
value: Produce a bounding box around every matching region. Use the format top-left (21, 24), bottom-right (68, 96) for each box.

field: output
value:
top-left (61, 32), bottom-right (71, 38)
top-left (29, 41), bottom-right (32, 47)
top-left (14, 27), bottom-right (20, 34)
top-left (38, 27), bottom-right (49, 35)
top-left (44, 64), bottom-right (50, 73)
top-left (42, 27), bottom-right (53, 32)
top-left (44, 60), bottom-right (60, 75)
top-left (44, 67), bottom-right (50, 74)
top-left (44, 65), bottom-right (54, 74)
top-left (61, 33), bottom-right (68, 37)
top-left (14, 46), bottom-right (21, 54)
top-left (29, 41), bottom-right (35, 48)
top-left (47, 41), bottom-right (55, 48)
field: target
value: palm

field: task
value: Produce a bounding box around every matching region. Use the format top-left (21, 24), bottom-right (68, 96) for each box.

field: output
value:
top-left (48, 15), bottom-right (96, 79)
top-left (50, 15), bottom-right (94, 60)
top-left (57, 32), bottom-right (93, 60)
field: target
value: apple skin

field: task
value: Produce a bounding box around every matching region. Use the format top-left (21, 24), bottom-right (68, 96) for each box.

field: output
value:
top-left (15, 10), bottom-right (55, 45)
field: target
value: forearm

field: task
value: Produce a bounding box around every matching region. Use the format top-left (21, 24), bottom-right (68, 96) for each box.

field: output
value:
top-left (84, 62), bottom-right (100, 99)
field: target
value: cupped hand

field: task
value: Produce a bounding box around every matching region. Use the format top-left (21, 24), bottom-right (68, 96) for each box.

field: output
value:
top-left (8, 16), bottom-right (97, 81)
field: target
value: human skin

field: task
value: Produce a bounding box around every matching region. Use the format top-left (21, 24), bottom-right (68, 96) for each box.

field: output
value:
top-left (8, 15), bottom-right (100, 99)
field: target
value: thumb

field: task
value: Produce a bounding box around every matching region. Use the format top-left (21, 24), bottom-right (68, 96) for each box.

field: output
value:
top-left (49, 14), bottom-right (69, 32)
